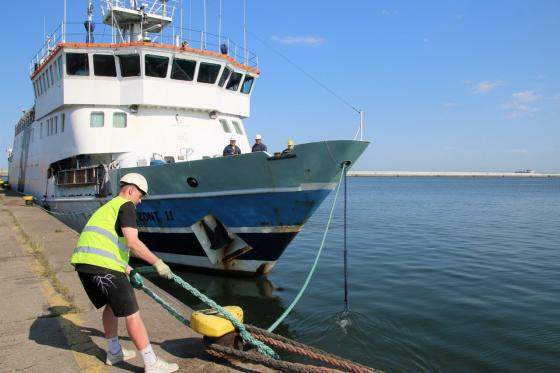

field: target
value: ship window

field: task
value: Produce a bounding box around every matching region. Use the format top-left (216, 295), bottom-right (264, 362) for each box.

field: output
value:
top-left (226, 72), bottom-right (243, 91)
top-left (46, 71), bottom-right (51, 88)
top-left (49, 65), bottom-right (55, 85)
top-left (40, 122), bottom-right (43, 138)
top-left (93, 54), bottom-right (117, 77)
top-left (118, 54), bottom-right (141, 77)
top-left (232, 120), bottom-right (243, 135)
top-left (113, 112), bottom-right (127, 128)
top-left (197, 62), bottom-right (221, 84)
top-left (57, 56), bottom-right (63, 78)
top-left (241, 75), bottom-right (254, 94)
top-left (219, 119), bottom-right (231, 133)
top-left (171, 58), bottom-right (196, 81)
top-left (41, 75), bottom-right (46, 93)
top-left (61, 113), bottom-right (65, 132)
top-left (90, 112), bottom-right (104, 128)
top-left (54, 116), bottom-right (58, 134)
top-left (66, 53), bottom-right (90, 76)
top-left (33, 82), bottom-right (38, 98)
top-left (218, 67), bottom-right (231, 87)
top-left (145, 54), bottom-right (169, 78)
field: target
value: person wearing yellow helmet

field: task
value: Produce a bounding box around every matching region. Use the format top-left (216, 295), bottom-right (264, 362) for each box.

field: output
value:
top-left (282, 139), bottom-right (295, 155)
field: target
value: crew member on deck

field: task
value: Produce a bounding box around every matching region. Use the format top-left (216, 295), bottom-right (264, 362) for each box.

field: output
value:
top-left (282, 139), bottom-right (295, 155)
top-left (223, 137), bottom-right (241, 156)
top-left (251, 134), bottom-right (267, 152)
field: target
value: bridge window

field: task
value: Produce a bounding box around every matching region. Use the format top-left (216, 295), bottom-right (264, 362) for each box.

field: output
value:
top-left (218, 67), bottom-right (232, 87)
top-left (226, 72), bottom-right (243, 91)
top-left (93, 55), bottom-right (117, 77)
top-left (145, 54), bottom-right (169, 78)
top-left (90, 112), bottom-right (104, 128)
top-left (197, 62), bottom-right (221, 84)
top-left (232, 120), bottom-right (243, 135)
top-left (118, 54), bottom-right (141, 77)
top-left (113, 112), bottom-right (127, 128)
top-left (171, 58), bottom-right (196, 81)
top-left (241, 75), bottom-right (254, 94)
top-left (49, 65), bottom-right (55, 85)
top-left (61, 113), bottom-right (65, 132)
top-left (57, 56), bottom-right (63, 79)
top-left (66, 53), bottom-right (90, 76)
top-left (219, 119), bottom-right (231, 133)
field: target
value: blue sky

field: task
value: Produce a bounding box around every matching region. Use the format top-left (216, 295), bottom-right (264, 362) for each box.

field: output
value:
top-left (1, 1), bottom-right (558, 172)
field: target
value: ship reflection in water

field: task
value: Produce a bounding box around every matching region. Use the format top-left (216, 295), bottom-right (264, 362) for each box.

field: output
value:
top-left (145, 267), bottom-right (299, 341)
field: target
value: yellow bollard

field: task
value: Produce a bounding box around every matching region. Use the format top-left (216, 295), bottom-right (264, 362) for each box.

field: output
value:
top-left (22, 195), bottom-right (34, 206)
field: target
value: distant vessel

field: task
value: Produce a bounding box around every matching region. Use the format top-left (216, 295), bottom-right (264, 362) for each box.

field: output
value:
top-left (7, 0), bottom-right (368, 275)
top-left (514, 170), bottom-right (535, 174)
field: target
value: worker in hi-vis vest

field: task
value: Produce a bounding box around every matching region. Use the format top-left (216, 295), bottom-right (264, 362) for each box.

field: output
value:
top-left (71, 173), bottom-right (179, 373)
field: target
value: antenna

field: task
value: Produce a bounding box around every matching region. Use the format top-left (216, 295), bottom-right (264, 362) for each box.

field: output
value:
top-left (203, 0), bottom-right (207, 49)
top-left (84, 0), bottom-right (95, 43)
top-left (243, 0), bottom-right (247, 64)
top-left (218, 0), bottom-right (222, 46)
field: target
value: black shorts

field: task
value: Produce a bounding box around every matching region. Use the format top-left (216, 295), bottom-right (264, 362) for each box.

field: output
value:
top-left (77, 265), bottom-right (139, 317)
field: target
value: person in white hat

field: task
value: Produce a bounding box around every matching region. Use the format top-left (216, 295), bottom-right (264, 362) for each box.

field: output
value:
top-left (71, 173), bottom-right (178, 373)
top-left (223, 136), bottom-right (241, 156)
top-left (251, 134), bottom-right (267, 152)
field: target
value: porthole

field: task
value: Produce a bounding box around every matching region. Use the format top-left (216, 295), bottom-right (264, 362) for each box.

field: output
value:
top-left (187, 177), bottom-right (199, 188)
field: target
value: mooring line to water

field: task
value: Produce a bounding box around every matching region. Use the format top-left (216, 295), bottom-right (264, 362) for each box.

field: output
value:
top-left (343, 161), bottom-right (350, 312)
top-left (267, 163), bottom-right (347, 333)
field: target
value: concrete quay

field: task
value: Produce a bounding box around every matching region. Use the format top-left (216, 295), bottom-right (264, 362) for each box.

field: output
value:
top-left (0, 189), bottom-right (274, 373)
top-left (348, 170), bottom-right (560, 178)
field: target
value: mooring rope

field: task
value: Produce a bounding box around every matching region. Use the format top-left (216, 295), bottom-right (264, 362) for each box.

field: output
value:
top-left (130, 267), bottom-right (279, 359)
top-left (267, 162), bottom-right (347, 332)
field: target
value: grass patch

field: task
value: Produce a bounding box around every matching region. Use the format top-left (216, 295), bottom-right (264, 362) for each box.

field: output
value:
top-left (4, 207), bottom-right (79, 314)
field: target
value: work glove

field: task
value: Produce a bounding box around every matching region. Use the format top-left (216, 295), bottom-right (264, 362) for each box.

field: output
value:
top-left (130, 273), bottom-right (144, 289)
top-left (153, 259), bottom-right (173, 279)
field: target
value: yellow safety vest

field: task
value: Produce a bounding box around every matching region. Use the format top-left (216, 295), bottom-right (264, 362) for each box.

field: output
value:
top-left (71, 196), bottom-right (131, 272)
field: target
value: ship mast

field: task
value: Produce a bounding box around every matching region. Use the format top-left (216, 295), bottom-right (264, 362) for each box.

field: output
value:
top-left (102, 0), bottom-right (176, 43)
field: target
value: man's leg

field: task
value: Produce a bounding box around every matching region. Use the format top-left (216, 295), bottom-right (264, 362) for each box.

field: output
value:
top-left (125, 311), bottom-right (149, 350)
top-left (126, 311), bottom-right (178, 372)
top-left (103, 305), bottom-right (118, 338)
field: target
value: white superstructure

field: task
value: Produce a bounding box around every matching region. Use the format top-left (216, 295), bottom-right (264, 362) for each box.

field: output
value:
top-left (10, 0), bottom-right (259, 198)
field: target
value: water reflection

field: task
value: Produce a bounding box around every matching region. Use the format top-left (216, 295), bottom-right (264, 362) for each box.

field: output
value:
top-left (146, 268), bottom-right (300, 342)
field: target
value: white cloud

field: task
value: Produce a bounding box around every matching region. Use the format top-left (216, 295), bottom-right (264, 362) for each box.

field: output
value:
top-left (512, 90), bottom-right (539, 103)
top-left (381, 9), bottom-right (391, 16)
top-left (271, 35), bottom-right (324, 47)
top-left (474, 80), bottom-right (503, 94)
top-left (534, 74), bottom-right (545, 80)
top-left (503, 90), bottom-right (541, 118)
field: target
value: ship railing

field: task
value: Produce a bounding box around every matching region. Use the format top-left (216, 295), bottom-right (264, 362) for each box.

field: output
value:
top-left (30, 22), bottom-right (258, 75)
top-left (101, 0), bottom-right (177, 20)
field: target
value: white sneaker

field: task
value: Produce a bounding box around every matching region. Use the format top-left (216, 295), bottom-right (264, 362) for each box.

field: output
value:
top-left (145, 357), bottom-right (179, 373)
top-left (106, 347), bottom-right (136, 365)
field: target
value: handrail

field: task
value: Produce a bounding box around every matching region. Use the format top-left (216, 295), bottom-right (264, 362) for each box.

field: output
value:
top-left (30, 22), bottom-right (259, 75)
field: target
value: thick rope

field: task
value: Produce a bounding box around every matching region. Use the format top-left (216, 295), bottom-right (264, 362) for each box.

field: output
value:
top-left (130, 267), bottom-right (279, 359)
top-left (267, 163), bottom-right (347, 333)
top-left (206, 344), bottom-right (344, 373)
top-left (247, 325), bottom-right (380, 373)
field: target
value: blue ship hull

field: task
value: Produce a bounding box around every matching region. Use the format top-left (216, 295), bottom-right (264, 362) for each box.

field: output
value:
top-left (48, 140), bottom-right (369, 274)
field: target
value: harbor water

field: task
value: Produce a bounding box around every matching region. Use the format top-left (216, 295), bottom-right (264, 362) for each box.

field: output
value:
top-left (158, 177), bottom-right (560, 372)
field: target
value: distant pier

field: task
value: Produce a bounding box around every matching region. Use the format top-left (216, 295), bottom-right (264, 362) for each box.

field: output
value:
top-left (348, 171), bottom-right (560, 178)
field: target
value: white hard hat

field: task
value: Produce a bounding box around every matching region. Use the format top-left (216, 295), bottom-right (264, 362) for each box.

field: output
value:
top-left (230, 136), bottom-right (236, 141)
top-left (255, 134), bottom-right (262, 140)
top-left (120, 173), bottom-right (148, 195)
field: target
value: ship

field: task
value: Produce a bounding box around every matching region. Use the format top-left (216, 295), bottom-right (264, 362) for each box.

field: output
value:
top-left (7, 0), bottom-right (368, 275)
